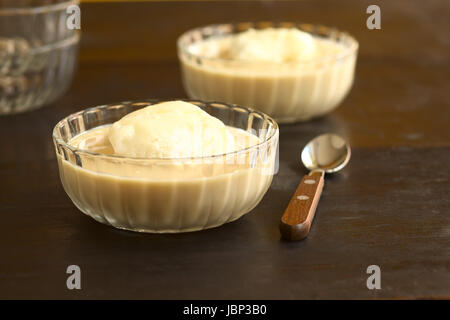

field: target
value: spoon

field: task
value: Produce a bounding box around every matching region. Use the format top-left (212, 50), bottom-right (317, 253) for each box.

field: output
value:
top-left (280, 133), bottom-right (351, 241)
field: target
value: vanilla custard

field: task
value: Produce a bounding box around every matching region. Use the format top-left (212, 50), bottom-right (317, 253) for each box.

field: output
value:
top-left (108, 101), bottom-right (236, 158)
top-left (57, 101), bottom-right (277, 232)
top-left (179, 27), bottom-right (358, 123)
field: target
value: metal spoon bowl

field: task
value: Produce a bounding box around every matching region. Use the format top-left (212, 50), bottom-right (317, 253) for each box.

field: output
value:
top-left (301, 133), bottom-right (351, 173)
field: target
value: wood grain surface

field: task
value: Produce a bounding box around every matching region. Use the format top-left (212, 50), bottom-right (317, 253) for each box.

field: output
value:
top-left (0, 0), bottom-right (449, 299)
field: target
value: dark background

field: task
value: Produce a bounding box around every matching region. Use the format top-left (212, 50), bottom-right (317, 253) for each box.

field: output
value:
top-left (0, 0), bottom-right (449, 299)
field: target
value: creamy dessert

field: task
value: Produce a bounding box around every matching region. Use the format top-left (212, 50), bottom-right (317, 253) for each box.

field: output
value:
top-left (178, 24), bottom-right (358, 123)
top-left (54, 101), bottom-right (278, 233)
top-left (108, 101), bottom-right (237, 158)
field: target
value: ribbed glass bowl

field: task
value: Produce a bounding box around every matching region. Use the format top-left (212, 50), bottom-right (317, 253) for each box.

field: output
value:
top-left (178, 22), bottom-right (359, 123)
top-left (0, 0), bottom-right (80, 114)
top-left (53, 100), bottom-right (279, 233)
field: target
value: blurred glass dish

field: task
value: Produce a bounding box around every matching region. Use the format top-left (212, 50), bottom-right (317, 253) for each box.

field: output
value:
top-left (0, 0), bottom-right (79, 115)
top-left (178, 22), bottom-right (358, 123)
top-left (53, 100), bottom-right (279, 233)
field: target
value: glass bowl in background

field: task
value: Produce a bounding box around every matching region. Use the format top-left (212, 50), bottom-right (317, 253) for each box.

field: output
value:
top-left (53, 100), bottom-right (279, 233)
top-left (0, 0), bottom-right (80, 115)
top-left (178, 22), bottom-right (359, 123)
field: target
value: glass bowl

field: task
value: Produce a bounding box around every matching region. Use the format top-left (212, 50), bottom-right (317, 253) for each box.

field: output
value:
top-left (0, 1), bottom-right (79, 45)
top-left (53, 100), bottom-right (279, 233)
top-left (0, 0), bottom-right (80, 114)
top-left (177, 22), bottom-right (359, 123)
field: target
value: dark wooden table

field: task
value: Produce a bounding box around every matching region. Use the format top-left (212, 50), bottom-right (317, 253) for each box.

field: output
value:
top-left (1, 0), bottom-right (449, 299)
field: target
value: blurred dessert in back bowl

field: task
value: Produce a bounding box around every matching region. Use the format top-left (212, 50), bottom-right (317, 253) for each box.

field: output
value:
top-left (0, 0), bottom-right (79, 115)
top-left (178, 22), bottom-right (358, 123)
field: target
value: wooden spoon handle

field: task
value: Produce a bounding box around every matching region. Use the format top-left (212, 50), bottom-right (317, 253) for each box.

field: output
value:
top-left (280, 170), bottom-right (325, 241)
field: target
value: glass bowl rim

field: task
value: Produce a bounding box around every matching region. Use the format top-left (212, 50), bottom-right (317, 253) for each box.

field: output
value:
top-left (177, 22), bottom-right (359, 67)
top-left (53, 99), bottom-right (280, 162)
top-left (0, 0), bottom-right (79, 16)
